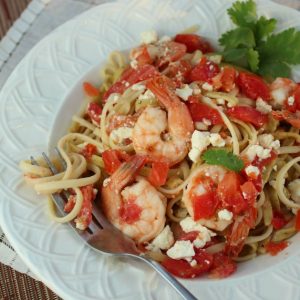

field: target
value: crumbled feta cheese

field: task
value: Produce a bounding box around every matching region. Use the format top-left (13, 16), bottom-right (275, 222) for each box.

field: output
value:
top-left (166, 240), bottom-right (195, 260)
top-left (131, 83), bottom-right (145, 91)
top-left (256, 97), bottom-right (272, 114)
top-left (158, 35), bottom-right (171, 43)
top-left (207, 55), bottom-right (222, 64)
top-left (288, 179), bottom-right (300, 203)
top-left (138, 89), bottom-right (155, 101)
top-left (245, 145), bottom-right (271, 162)
top-left (270, 140), bottom-right (280, 150)
top-left (175, 84), bottom-right (193, 101)
top-left (141, 30), bottom-right (158, 44)
top-left (218, 209), bottom-right (233, 221)
top-left (245, 165), bottom-right (260, 177)
top-left (180, 217), bottom-right (207, 233)
top-left (193, 239), bottom-right (206, 249)
top-left (93, 188), bottom-right (98, 196)
top-left (193, 87), bottom-right (201, 95)
top-left (130, 59), bottom-right (138, 69)
top-left (209, 133), bottom-right (225, 147)
top-left (103, 178), bottom-right (111, 187)
top-left (288, 96), bottom-right (295, 106)
top-left (271, 85), bottom-right (289, 108)
top-left (195, 122), bottom-right (208, 131)
top-left (146, 225), bottom-right (174, 251)
top-left (110, 127), bottom-right (132, 144)
top-left (124, 81), bottom-right (130, 87)
top-left (191, 130), bottom-right (210, 149)
top-left (202, 82), bottom-right (213, 91)
top-left (258, 134), bottom-right (280, 150)
top-left (202, 118), bottom-right (211, 126)
top-left (188, 148), bottom-right (201, 163)
top-left (190, 259), bottom-right (197, 267)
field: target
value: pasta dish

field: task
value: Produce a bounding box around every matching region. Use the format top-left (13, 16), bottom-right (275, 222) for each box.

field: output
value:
top-left (20, 29), bottom-right (300, 279)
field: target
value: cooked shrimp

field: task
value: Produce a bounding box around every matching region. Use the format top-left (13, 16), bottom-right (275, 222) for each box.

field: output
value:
top-left (132, 76), bottom-right (194, 166)
top-left (182, 165), bottom-right (232, 231)
top-left (270, 78), bottom-right (296, 108)
top-left (101, 155), bottom-right (166, 243)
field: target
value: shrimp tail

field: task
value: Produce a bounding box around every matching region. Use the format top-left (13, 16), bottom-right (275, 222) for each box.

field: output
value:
top-left (110, 155), bottom-right (147, 189)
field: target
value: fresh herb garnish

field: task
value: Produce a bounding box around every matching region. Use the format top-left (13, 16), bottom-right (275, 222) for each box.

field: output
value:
top-left (202, 149), bottom-right (244, 172)
top-left (219, 0), bottom-right (300, 78)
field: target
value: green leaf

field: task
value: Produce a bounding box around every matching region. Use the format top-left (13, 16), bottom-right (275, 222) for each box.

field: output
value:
top-left (258, 61), bottom-right (291, 79)
top-left (222, 48), bottom-right (249, 66)
top-left (255, 16), bottom-right (277, 43)
top-left (247, 48), bottom-right (259, 72)
top-left (219, 27), bottom-right (256, 49)
top-left (202, 149), bottom-right (245, 172)
top-left (258, 28), bottom-right (300, 65)
top-left (227, 0), bottom-right (257, 28)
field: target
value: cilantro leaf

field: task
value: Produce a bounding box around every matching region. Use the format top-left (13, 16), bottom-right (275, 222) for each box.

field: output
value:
top-left (227, 0), bottom-right (257, 28)
top-left (258, 61), bottom-right (291, 78)
top-left (258, 28), bottom-right (300, 65)
top-left (202, 149), bottom-right (244, 172)
top-left (255, 16), bottom-right (277, 43)
top-left (247, 48), bottom-right (259, 72)
top-left (219, 27), bottom-right (256, 49)
top-left (222, 48), bottom-right (249, 66)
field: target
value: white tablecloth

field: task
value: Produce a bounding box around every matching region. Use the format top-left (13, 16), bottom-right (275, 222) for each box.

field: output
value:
top-left (0, 0), bottom-right (299, 280)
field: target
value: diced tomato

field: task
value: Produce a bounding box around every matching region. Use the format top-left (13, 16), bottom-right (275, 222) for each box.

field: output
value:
top-left (217, 172), bottom-right (247, 214)
top-left (274, 110), bottom-right (300, 129)
top-left (81, 143), bottom-right (97, 160)
top-left (103, 64), bottom-right (158, 101)
top-left (130, 45), bottom-right (152, 66)
top-left (75, 185), bottom-right (96, 230)
top-left (296, 210), bottom-right (300, 231)
top-left (119, 200), bottom-right (142, 224)
top-left (83, 82), bottom-right (100, 97)
top-left (87, 102), bottom-right (102, 125)
top-left (221, 66), bottom-right (237, 92)
top-left (253, 150), bottom-right (277, 170)
top-left (190, 177), bottom-right (219, 220)
top-left (187, 99), bottom-right (223, 125)
top-left (240, 181), bottom-right (258, 207)
top-left (165, 60), bottom-right (192, 86)
top-left (148, 161), bottom-right (169, 187)
top-left (156, 41), bottom-right (187, 69)
top-left (272, 211), bottom-right (288, 230)
top-left (178, 231), bottom-right (199, 242)
top-left (64, 194), bottom-right (76, 213)
top-left (209, 252), bottom-right (237, 278)
top-left (227, 106), bottom-right (269, 127)
top-left (187, 57), bottom-right (220, 83)
top-left (265, 241), bottom-right (288, 256)
top-left (293, 85), bottom-right (300, 111)
top-left (226, 216), bottom-right (250, 256)
top-left (236, 72), bottom-right (271, 101)
top-left (161, 250), bottom-right (213, 278)
top-left (174, 34), bottom-right (213, 53)
top-left (102, 150), bottom-right (131, 175)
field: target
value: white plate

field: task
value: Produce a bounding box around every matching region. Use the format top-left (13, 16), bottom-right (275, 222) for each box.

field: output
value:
top-left (1, 0), bottom-right (300, 299)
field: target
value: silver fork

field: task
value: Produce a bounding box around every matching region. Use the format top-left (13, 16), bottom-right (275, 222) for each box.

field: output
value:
top-left (31, 149), bottom-right (198, 300)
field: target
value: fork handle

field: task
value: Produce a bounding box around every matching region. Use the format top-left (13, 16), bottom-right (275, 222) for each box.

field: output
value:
top-left (143, 258), bottom-right (198, 300)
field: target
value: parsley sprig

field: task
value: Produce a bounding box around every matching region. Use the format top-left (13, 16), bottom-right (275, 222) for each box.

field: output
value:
top-left (202, 149), bottom-right (244, 172)
top-left (219, 0), bottom-right (300, 78)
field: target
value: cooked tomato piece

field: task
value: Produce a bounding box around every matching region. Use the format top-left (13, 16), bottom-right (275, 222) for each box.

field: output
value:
top-left (192, 190), bottom-right (219, 220)
top-left (272, 211), bottom-right (288, 230)
top-left (75, 185), bottom-right (96, 230)
top-left (161, 250), bottom-right (213, 278)
top-left (148, 161), bottom-right (169, 187)
top-left (102, 150), bottom-right (131, 174)
top-left (81, 143), bottom-right (97, 160)
top-left (296, 210), bottom-right (300, 231)
top-left (265, 241), bottom-right (288, 256)
top-left (87, 102), bottom-right (102, 125)
top-left (83, 82), bottom-right (100, 97)
top-left (103, 64), bottom-right (158, 101)
top-left (253, 150), bottom-right (277, 170)
top-left (293, 85), bottom-right (300, 110)
top-left (240, 181), bottom-right (258, 207)
top-left (178, 231), bottom-right (199, 242)
top-left (187, 99), bottom-right (223, 125)
top-left (187, 57), bottom-right (220, 83)
top-left (165, 60), bottom-right (192, 86)
top-left (221, 66), bottom-right (237, 92)
top-left (156, 41), bottom-right (187, 69)
top-left (119, 200), bottom-right (142, 224)
top-left (209, 252), bottom-right (237, 278)
top-left (130, 45), bottom-right (152, 66)
top-left (274, 110), bottom-right (300, 129)
top-left (236, 72), bottom-right (271, 101)
top-left (217, 172), bottom-right (247, 214)
top-left (174, 34), bottom-right (213, 53)
top-left (227, 106), bottom-right (268, 127)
